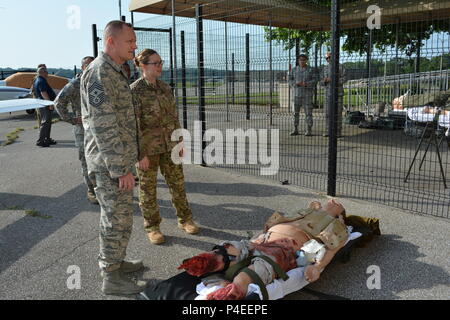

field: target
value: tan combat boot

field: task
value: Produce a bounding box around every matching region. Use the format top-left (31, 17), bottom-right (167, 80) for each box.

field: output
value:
top-left (147, 230), bottom-right (165, 245)
top-left (121, 260), bottom-right (144, 273)
top-left (101, 269), bottom-right (147, 295)
top-left (305, 126), bottom-right (312, 136)
top-left (178, 220), bottom-right (200, 235)
top-left (289, 126), bottom-right (299, 136)
top-left (87, 191), bottom-right (99, 205)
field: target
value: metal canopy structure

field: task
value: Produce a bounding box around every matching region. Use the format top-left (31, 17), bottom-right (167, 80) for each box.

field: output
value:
top-left (129, 0), bottom-right (450, 30)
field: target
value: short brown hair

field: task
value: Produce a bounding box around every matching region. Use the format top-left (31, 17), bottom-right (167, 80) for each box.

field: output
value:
top-left (134, 49), bottom-right (158, 67)
top-left (81, 56), bottom-right (94, 68)
top-left (103, 20), bottom-right (133, 40)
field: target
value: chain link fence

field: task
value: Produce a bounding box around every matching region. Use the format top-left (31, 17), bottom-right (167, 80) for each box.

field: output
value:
top-left (94, 0), bottom-right (450, 218)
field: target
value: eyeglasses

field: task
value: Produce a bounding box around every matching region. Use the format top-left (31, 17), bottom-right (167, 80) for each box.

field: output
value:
top-left (326, 57), bottom-right (331, 60)
top-left (144, 60), bottom-right (164, 66)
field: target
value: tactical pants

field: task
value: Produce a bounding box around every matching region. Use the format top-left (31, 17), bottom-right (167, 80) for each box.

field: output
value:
top-left (75, 133), bottom-right (96, 194)
top-left (37, 107), bottom-right (52, 143)
top-left (137, 152), bottom-right (192, 233)
top-left (95, 170), bottom-right (134, 272)
top-left (324, 93), bottom-right (343, 135)
top-left (293, 96), bottom-right (313, 129)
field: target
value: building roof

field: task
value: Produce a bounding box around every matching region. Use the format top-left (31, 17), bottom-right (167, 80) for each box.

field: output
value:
top-left (129, 0), bottom-right (450, 30)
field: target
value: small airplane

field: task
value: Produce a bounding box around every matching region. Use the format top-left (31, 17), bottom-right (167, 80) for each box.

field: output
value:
top-left (0, 85), bottom-right (55, 114)
top-left (0, 72), bottom-right (69, 114)
top-left (0, 97), bottom-right (54, 113)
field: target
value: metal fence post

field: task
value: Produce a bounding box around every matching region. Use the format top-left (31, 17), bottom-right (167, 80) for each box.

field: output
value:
top-left (394, 18), bottom-right (400, 97)
top-left (366, 29), bottom-right (372, 114)
top-left (414, 34), bottom-right (422, 94)
top-left (169, 28), bottom-right (174, 90)
top-left (246, 33), bottom-right (250, 120)
top-left (92, 24), bottom-right (99, 58)
top-left (225, 21), bottom-right (230, 122)
top-left (172, 0), bottom-right (179, 111)
top-left (327, 0), bottom-right (340, 197)
top-left (269, 21), bottom-right (273, 126)
top-left (196, 4), bottom-right (206, 166)
top-left (232, 53), bottom-right (235, 104)
top-left (181, 31), bottom-right (188, 130)
top-left (314, 43), bottom-right (318, 108)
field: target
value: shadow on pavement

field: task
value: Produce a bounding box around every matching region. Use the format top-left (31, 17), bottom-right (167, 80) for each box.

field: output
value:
top-left (0, 184), bottom-right (96, 273)
top-left (287, 234), bottom-right (449, 300)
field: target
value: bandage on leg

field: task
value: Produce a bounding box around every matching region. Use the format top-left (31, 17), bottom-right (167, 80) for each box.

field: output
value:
top-left (206, 283), bottom-right (245, 300)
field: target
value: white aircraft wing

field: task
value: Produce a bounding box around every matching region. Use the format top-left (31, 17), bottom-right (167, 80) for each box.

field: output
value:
top-left (0, 98), bottom-right (54, 114)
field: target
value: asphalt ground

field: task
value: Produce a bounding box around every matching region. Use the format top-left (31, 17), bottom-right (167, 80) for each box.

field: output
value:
top-left (0, 111), bottom-right (449, 300)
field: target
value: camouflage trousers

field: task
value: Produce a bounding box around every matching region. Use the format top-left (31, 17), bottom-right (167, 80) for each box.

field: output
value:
top-left (75, 133), bottom-right (96, 194)
top-left (95, 169), bottom-right (135, 272)
top-left (324, 93), bottom-right (344, 135)
top-left (294, 95), bottom-right (314, 128)
top-left (137, 152), bottom-right (192, 233)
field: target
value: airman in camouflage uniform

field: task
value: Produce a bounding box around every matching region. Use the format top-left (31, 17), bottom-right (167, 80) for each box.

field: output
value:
top-left (80, 21), bottom-right (145, 295)
top-left (320, 52), bottom-right (347, 137)
top-left (54, 57), bottom-right (98, 204)
top-left (132, 49), bottom-right (199, 245)
top-left (289, 54), bottom-right (318, 136)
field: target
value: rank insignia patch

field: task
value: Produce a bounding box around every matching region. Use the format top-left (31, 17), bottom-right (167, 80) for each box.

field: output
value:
top-left (89, 82), bottom-right (105, 107)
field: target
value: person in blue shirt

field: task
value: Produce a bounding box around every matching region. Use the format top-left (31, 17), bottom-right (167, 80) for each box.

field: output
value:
top-left (34, 67), bottom-right (57, 147)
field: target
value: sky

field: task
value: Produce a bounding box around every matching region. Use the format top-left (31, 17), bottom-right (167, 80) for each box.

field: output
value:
top-left (0, 0), bottom-right (150, 69)
top-left (0, 1), bottom-right (447, 71)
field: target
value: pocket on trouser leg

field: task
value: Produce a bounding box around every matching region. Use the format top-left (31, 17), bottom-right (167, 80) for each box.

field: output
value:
top-left (162, 160), bottom-right (192, 222)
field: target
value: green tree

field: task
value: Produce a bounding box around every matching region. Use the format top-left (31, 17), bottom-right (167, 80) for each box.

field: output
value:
top-left (264, 14), bottom-right (449, 57)
top-left (263, 28), bottom-right (330, 53)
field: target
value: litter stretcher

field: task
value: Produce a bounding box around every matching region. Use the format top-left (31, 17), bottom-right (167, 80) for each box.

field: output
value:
top-left (137, 214), bottom-right (380, 300)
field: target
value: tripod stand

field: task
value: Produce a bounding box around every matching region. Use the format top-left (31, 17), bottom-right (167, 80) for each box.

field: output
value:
top-left (404, 110), bottom-right (448, 188)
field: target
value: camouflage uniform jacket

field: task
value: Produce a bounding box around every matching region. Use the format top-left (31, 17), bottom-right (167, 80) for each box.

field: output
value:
top-left (320, 63), bottom-right (346, 97)
top-left (80, 51), bottom-right (138, 178)
top-left (289, 65), bottom-right (318, 98)
top-left (130, 78), bottom-right (181, 159)
top-left (54, 74), bottom-right (84, 135)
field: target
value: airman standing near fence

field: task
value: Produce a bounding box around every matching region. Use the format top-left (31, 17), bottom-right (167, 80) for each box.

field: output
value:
top-left (80, 20), bottom-right (146, 295)
top-left (321, 52), bottom-right (346, 137)
top-left (289, 54), bottom-right (318, 136)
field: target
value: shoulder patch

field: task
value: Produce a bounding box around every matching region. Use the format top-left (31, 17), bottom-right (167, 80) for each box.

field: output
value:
top-left (88, 81), bottom-right (105, 107)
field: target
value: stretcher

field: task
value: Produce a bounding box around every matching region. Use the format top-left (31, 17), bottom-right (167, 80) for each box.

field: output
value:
top-left (137, 215), bottom-right (380, 300)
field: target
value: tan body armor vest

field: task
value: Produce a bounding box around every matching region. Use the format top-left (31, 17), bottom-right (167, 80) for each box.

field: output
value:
top-left (264, 208), bottom-right (348, 249)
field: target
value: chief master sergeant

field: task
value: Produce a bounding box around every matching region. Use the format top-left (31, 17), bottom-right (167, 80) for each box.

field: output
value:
top-left (80, 20), bottom-right (146, 295)
top-left (54, 56), bottom-right (98, 205)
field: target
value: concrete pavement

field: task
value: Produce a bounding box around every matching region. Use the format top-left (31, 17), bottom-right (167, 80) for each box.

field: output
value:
top-left (0, 112), bottom-right (449, 300)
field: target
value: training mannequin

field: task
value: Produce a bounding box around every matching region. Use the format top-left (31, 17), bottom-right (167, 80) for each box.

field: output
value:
top-left (178, 199), bottom-right (349, 300)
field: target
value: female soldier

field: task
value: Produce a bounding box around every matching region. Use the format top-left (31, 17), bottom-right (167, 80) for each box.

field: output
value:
top-left (132, 49), bottom-right (199, 245)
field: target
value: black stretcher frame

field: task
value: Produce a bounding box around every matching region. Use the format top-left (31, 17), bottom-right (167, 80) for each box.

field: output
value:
top-left (404, 110), bottom-right (448, 189)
